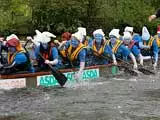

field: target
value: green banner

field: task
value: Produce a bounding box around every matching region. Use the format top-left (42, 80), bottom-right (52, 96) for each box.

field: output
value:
top-left (37, 68), bottom-right (99, 87)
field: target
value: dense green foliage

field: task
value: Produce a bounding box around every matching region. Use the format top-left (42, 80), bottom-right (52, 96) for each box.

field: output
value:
top-left (0, 0), bottom-right (159, 36)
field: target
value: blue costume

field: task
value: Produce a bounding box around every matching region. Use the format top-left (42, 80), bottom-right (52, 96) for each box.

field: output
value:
top-left (35, 43), bottom-right (63, 70)
top-left (139, 37), bottom-right (158, 63)
top-left (125, 40), bottom-right (141, 57)
top-left (87, 37), bottom-right (112, 65)
top-left (107, 39), bottom-right (131, 61)
top-left (11, 51), bottom-right (35, 73)
top-left (63, 40), bottom-right (86, 67)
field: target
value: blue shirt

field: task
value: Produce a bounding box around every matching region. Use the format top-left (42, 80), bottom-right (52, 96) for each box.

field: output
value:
top-left (130, 45), bottom-right (140, 57)
top-left (139, 38), bottom-right (158, 63)
top-left (152, 40), bottom-right (159, 63)
top-left (115, 44), bottom-right (131, 60)
top-left (14, 52), bottom-right (35, 73)
top-left (14, 53), bottom-right (27, 64)
top-left (78, 49), bottom-right (86, 62)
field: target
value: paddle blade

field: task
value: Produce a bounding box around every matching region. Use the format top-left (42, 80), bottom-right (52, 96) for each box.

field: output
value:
top-left (111, 66), bottom-right (119, 75)
top-left (51, 68), bottom-right (67, 87)
top-left (118, 65), bottom-right (138, 76)
top-left (138, 67), bottom-right (155, 75)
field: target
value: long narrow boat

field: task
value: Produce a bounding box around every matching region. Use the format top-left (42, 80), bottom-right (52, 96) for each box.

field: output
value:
top-left (0, 63), bottom-right (118, 90)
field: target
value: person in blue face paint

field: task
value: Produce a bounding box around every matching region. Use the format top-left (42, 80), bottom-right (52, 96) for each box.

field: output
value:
top-left (124, 26), bottom-right (141, 47)
top-left (27, 30), bottom-right (63, 71)
top-left (107, 29), bottom-right (138, 70)
top-left (123, 31), bottom-right (143, 66)
top-left (139, 26), bottom-right (158, 69)
top-left (0, 35), bottom-right (35, 74)
top-left (58, 31), bottom-right (86, 80)
top-left (87, 29), bottom-right (117, 66)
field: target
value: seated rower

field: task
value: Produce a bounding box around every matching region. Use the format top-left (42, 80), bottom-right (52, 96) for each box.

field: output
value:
top-left (124, 26), bottom-right (141, 44)
top-left (155, 25), bottom-right (160, 51)
top-left (87, 29), bottom-right (117, 66)
top-left (107, 29), bottom-right (138, 70)
top-left (77, 27), bottom-right (89, 46)
top-left (0, 36), bottom-right (8, 66)
top-left (25, 40), bottom-right (37, 66)
top-left (27, 30), bottom-right (63, 71)
top-left (123, 31), bottom-right (143, 66)
top-left (58, 32), bottom-right (71, 65)
top-left (62, 32), bottom-right (71, 41)
top-left (139, 26), bottom-right (158, 69)
top-left (58, 31), bottom-right (86, 80)
top-left (1, 34), bottom-right (35, 74)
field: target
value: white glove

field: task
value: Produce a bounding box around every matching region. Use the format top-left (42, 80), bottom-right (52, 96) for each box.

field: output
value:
top-left (140, 60), bottom-right (143, 66)
top-left (45, 60), bottom-right (50, 64)
top-left (133, 64), bottom-right (138, 70)
top-left (153, 62), bottom-right (157, 69)
top-left (113, 60), bottom-right (117, 65)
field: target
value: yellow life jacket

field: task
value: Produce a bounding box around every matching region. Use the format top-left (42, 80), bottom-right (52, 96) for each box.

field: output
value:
top-left (107, 39), bottom-right (123, 54)
top-left (83, 40), bottom-right (88, 46)
top-left (8, 50), bottom-right (25, 64)
top-left (60, 50), bottom-right (67, 58)
top-left (67, 43), bottom-right (85, 61)
top-left (143, 36), bottom-right (154, 47)
top-left (92, 40), bottom-right (108, 56)
top-left (156, 35), bottom-right (160, 47)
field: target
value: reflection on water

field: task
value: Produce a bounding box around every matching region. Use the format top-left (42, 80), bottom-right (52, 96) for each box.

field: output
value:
top-left (0, 73), bottom-right (160, 120)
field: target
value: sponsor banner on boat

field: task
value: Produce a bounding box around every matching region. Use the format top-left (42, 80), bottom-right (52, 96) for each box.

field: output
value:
top-left (37, 68), bottom-right (99, 87)
top-left (0, 78), bottom-right (26, 90)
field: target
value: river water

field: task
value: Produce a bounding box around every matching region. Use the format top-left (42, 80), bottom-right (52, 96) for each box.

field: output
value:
top-left (0, 71), bottom-right (160, 120)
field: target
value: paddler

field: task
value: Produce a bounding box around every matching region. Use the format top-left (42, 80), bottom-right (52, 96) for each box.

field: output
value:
top-left (154, 25), bottom-right (160, 50)
top-left (27, 30), bottom-right (63, 71)
top-left (87, 29), bottom-right (117, 66)
top-left (139, 26), bottom-right (158, 69)
top-left (57, 31), bottom-right (87, 80)
top-left (123, 31), bottom-right (143, 66)
top-left (107, 29), bottom-right (138, 70)
top-left (1, 34), bottom-right (35, 74)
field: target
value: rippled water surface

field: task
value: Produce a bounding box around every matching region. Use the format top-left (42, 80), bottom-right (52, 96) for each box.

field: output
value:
top-left (0, 71), bottom-right (160, 120)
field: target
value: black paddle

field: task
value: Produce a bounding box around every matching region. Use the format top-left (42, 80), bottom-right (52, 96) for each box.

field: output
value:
top-left (116, 57), bottom-right (155, 75)
top-left (25, 39), bottom-right (68, 87)
top-left (88, 47), bottom-right (139, 76)
top-left (38, 53), bottom-right (68, 87)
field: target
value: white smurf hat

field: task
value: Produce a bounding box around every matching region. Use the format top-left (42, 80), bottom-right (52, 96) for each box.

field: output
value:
top-left (109, 29), bottom-right (120, 38)
top-left (124, 26), bottom-right (133, 33)
top-left (72, 31), bottom-right (82, 41)
top-left (123, 31), bottom-right (132, 40)
top-left (6, 34), bottom-right (19, 41)
top-left (78, 27), bottom-right (86, 36)
top-left (93, 29), bottom-right (105, 37)
top-left (142, 26), bottom-right (150, 41)
top-left (41, 31), bottom-right (56, 44)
